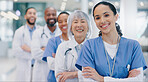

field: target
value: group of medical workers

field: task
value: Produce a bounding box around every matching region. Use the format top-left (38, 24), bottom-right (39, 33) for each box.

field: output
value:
top-left (12, 1), bottom-right (147, 82)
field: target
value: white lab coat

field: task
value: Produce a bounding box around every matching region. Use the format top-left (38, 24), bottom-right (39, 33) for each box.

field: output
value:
top-left (55, 39), bottom-right (84, 82)
top-left (31, 24), bottom-right (61, 82)
top-left (12, 24), bottom-right (40, 81)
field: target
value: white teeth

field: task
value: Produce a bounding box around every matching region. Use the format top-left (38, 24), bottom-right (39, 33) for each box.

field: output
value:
top-left (30, 18), bottom-right (34, 20)
top-left (50, 19), bottom-right (54, 22)
top-left (102, 25), bottom-right (108, 28)
top-left (77, 30), bottom-right (83, 31)
top-left (63, 27), bottom-right (67, 29)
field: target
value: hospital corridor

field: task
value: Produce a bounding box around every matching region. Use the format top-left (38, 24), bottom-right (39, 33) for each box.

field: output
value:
top-left (0, 0), bottom-right (148, 82)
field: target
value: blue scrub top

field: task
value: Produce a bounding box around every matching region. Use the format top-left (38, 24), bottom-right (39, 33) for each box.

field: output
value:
top-left (42, 35), bottom-right (61, 82)
top-left (75, 36), bottom-right (147, 78)
top-left (42, 36), bottom-right (61, 62)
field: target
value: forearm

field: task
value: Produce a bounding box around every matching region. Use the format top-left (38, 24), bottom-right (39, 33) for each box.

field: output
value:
top-left (104, 67), bottom-right (143, 82)
top-left (31, 48), bottom-right (44, 60)
top-left (47, 57), bottom-right (55, 70)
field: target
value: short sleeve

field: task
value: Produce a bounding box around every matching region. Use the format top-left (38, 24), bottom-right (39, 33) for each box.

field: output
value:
top-left (130, 41), bottom-right (147, 70)
top-left (75, 40), bottom-right (95, 71)
top-left (42, 38), bottom-right (56, 62)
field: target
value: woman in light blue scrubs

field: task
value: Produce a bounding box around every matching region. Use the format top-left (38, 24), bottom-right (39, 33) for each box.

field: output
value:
top-left (42, 11), bottom-right (69, 82)
top-left (75, 1), bottom-right (147, 81)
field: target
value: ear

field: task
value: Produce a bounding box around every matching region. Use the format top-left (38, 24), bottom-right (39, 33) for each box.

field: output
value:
top-left (115, 14), bottom-right (119, 21)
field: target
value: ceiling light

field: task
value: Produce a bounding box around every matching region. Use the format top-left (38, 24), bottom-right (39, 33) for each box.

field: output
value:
top-left (140, 2), bottom-right (144, 6)
top-left (14, 0), bottom-right (18, 2)
top-left (115, 2), bottom-right (119, 6)
top-left (89, 2), bottom-right (93, 7)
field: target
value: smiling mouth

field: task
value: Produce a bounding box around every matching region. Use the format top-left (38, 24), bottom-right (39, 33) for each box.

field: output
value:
top-left (63, 26), bottom-right (67, 29)
top-left (49, 19), bottom-right (54, 22)
top-left (76, 29), bottom-right (84, 32)
top-left (30, 17), bottom-right (35, 21)
top-left (100, 24), bottom-right (110, 29)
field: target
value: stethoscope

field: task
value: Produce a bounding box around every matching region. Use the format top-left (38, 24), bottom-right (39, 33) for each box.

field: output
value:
top-left (64, 48), bottom-right (75, 72)
top-left (41, 27), bottom-right (48, 38)
top-left (22, 24), bottom-right (48, 43)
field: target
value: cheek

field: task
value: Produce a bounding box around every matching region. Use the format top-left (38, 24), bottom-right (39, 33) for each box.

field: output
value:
top-left (95, 20), bottom-right (100, 27)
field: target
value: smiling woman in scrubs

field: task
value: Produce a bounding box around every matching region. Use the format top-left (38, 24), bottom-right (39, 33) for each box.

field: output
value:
top-left (55, 10), bottom-right (92, 82)
top-left (42, 11), bottom-right (69, 82)
top-left (75, 1), bottom-right (147, 82)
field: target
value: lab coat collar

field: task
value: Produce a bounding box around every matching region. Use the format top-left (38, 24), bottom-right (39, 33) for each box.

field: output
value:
top-left (44, 24), bottom-right (58, 35)
top-left (69, 38), bottom-right (87, 49)
top-left (26, 24), bottom-right (36, 32)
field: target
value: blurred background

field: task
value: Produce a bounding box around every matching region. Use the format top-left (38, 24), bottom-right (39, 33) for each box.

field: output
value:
top-left (0, 0), bottom-right (147, 81)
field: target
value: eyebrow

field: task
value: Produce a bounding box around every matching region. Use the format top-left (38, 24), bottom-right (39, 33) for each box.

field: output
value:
top-left (94, 12), bottom-right (110, 17)
top-left (81, 19), bottom-right (86, 21)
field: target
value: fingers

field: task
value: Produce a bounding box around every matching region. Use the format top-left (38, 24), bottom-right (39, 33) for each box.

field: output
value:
top-left (61, 75), bottom-right (67, 82)
top-left (56, 73), bottom-right (63, 78)
top-left (82, 67), bottom-right (94, 73)
top-left (58, 73), bottom-right (68, 82)
top-left (82, 72), bottom-right (93, 76)
top-left (52, 53), bottom-right (56, 58)
top-left (128, 69), bottom-right (140, 77)
top-left (58, 74), bottom-right (64, 82)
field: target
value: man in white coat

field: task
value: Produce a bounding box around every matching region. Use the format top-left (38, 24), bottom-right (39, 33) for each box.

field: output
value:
top-left (31, 7), bottom-right (61, 82)
top-left (12, 7), bottom-right (40, 81)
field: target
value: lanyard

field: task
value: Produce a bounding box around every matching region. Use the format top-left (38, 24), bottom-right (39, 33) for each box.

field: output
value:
top-left (103, 35), bottom-right (120, 77)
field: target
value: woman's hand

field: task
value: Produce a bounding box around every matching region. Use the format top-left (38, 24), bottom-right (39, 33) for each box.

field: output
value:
top-left (128, 69), bottom-right (140, 77)
top-left (82, 67), bottom-right (104, 82)
top-left (52, 53), bottom-right (56, 58)
top-left (56, 71), bottom-right (78, 82)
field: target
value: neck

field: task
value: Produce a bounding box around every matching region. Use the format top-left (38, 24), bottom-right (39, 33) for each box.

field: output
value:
top-left (102, 30), bottom-right (119, 45)
top-left (26, 22), bottom-right (34, 29)
top-left (74, 36), bottom-right (85, 44)
top-left (61, 33), bottom-right (69, 41)
top-left (47, 25), bottom-right (56, 33)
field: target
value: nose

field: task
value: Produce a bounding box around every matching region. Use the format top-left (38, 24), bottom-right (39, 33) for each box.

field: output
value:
top-left (77, 22), bottom-right (82, 28)
top-left (49, 15), bottom-right (54, 19)
top-left (100, 17), bottom-right (105, 24)
top-left (62, 21), bottom-right (67, 25)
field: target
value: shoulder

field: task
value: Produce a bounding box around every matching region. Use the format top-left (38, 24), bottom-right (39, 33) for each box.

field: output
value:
top-left (36, 25), bottom-right (42, 29)
top-left (58, 40), bottom-right (72, 49)
top-left (49, 36), bottom-right (60, 43)
top-left (14, 25), bottom-right (25, 35)
top-left (34, 27), bottom-right (43, 34)
top-left (84, 37), bottom-right (101, 45)
top-left (121, 37), bottom-right (140, 46)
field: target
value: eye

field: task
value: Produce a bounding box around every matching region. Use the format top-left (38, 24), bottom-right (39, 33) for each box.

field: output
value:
top-left (95, 17), bottom-right (100, 20)
top-left (73, 20), bottom-right (78, 23)
top-left (52, 14), bottom-right (56, 16)
top-left (33, 12), bottom-right (36, 15)
top-left (29, 12), bottom-right (32, 15)
top-left (104, 14), bottom-right (109, 17)
top-left (81, 20), bottom-right (86, 23)
top-left (74, 21), bottom-right (78, 23)
top-left (58, 20), bottom-right (62, 23)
